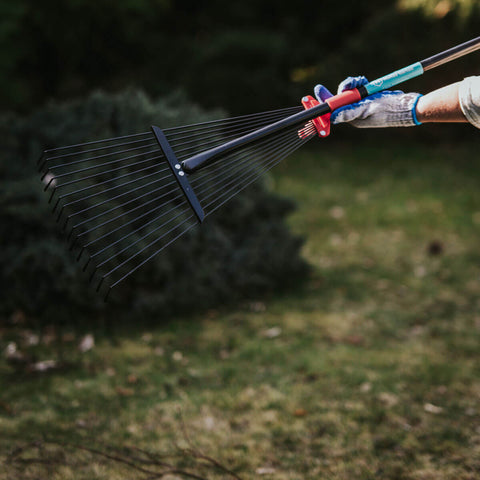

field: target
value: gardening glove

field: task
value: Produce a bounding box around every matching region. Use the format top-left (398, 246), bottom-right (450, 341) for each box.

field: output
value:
top-left (314, 76), bottom-right (422, 128)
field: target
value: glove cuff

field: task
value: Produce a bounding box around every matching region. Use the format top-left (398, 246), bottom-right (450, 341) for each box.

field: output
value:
top-left (411, 94), bottom-right (423, 126)
top-left (386, 93), bottom-right (423, 127)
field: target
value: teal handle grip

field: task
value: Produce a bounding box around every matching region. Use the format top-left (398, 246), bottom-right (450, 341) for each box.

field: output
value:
top-left (365, 62), bottom-right (424, 95)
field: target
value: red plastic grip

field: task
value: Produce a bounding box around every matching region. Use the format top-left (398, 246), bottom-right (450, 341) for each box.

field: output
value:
top-left (299, 95), bottom-right (331, 138)
top-left (326, 88), bottom-right (362, 111)
top-left (299, 88), bottom-right (362, 139)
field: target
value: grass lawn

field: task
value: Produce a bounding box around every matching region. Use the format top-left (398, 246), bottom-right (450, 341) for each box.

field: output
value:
top-left (1, 140), bottom-right (480, 479)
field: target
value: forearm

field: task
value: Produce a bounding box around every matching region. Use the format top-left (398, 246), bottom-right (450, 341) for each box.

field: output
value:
top-left (415, 82), bottom-right (468, 123)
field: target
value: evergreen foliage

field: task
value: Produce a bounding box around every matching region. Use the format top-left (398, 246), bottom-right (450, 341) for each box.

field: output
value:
top-left (0, 90), bottom-right (309, 324)
top-left (1, 1), bottom-right (479, 114)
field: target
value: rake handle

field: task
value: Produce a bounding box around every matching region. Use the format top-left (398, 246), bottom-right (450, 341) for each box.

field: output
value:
top-left (182, 36), bottom-right (480, 174)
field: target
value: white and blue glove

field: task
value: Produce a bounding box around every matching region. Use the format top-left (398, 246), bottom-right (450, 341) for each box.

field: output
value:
top-left (314, 76), bottom-right (423, 128)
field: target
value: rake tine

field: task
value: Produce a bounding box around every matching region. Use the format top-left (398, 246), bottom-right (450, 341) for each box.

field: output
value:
top-left (96, 277), bottom-right (104, 293)
top-left (63, 171), bottom-right (174, 224)
top-left (201, 138), bottom-right (300, 206)
top-left (55, 169), bottom-right (167, 221)
top-left (38, 138), bottom-right (156, 174)
top-left (166, 108), bottom-right (299, 147)
top-left (90, 208), bottom-right (194, 289)
top-left (48, 186), bottom-right (58, 204)
top-left (79, 193), bottom-right (186, 260)
top-left (195, 128), bottom-right (307, 207)
top-left (56, 167), bottom-right (169, 215)
top-left (164, 106), bottom-right (302, 135)
top-left (92, 203), bottom-right (192, 273)
top-left (40, 131), bottom-right (152, 156)
top-left (88, 198), bottom-right (188, 264)
top-left (169, 109), bottom-right (301, 159)
top-left (43, 177), bottom-right (56, 192)
top-left (43, 145), bottom-right (160, 181)
top-left (186, 127), bottom-right (297, 187)
top-left (70, 184), bottom-right (179, 244)
top-left (66, 177), bottom-right (178, 240)
top-left (170, 117), bottom-right (291, 161)
top-left (47, 154), bottom-right (165, 193)
top-left (40, 135), bottom-right (156, 165)
top-left (50, 162), bottom-right (165, 209)
top-left (203, 133), bottom-right (309, 215)
top-left (191, 128), bottom-right (298, 197)
top-left (52, 197), bottom-right (62, 213)
top-left (101, 213), bottom-right (198, 292)
top-left (42, 142), bottom-right (158, 177)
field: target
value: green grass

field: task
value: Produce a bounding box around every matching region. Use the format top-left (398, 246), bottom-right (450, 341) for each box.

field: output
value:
top-left (2, 141), bottom-right (480, 479)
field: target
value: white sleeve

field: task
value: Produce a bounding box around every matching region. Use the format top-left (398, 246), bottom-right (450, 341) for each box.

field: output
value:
top-left (459, 76), bottom-right (480, 129)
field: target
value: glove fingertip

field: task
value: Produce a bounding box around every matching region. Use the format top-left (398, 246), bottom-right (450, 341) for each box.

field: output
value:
top-left (337, 75), bottom-right (369, 93)
top-left (314, 84), bottom-right (333, 102)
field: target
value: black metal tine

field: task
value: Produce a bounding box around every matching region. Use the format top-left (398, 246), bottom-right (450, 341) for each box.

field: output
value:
top-left (185, 129), bottom-right (295, 190)
top-left (203, 132), bottom-right (310, 214)
top-left (41, 135), bottom-right (156, 163)
top-left (40, 131), bottom-right (152, 156)
top-left (185, 128), bottom-right (295, 186)
top-left (195, 127), bottom-right (305, 202)
top-left (94, 204), bottom-right (194, 278)
top-left (69, 179), bottom-right (179, 241)
top-left (204, 154), bottom-right (294, 215)
top-left (44, 153), bottom-right (164, 193)
top-left (38, 137), bottom-right (156, 172)
top-left (42, 144), bottom-right (159, 182)
top-left (87, 199), bottom-right (189, 272)
top-left (62, 170), bottom-right (176, 224)
top-left (66, 176), bottom-right (179, 239)
top-left (195, 131), bottom-right (300, 205)
top-left (188, 141), bottom-right (275, 196)
top-left (104, 215), bottom-right (198, 295)
top-left (169, 108), bottom-right (301, 147)
top-left (50, 162), bottom-right (166, 209)
top-left (163, 106), bottom-right (302, 135)
top-left (169, 110), bottom-right (299, 161)
top-left (190, 127), bottom-right (297, 194)
top-left (78, 192), bottom-right (186, 263)
top-left (55, 167), bottom-right (170, 218)
top-left (165, 108), bottom-right (301, 145)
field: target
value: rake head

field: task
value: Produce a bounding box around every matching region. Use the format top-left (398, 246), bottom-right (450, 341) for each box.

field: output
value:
top-left (39, 105), bottom-right (319, 299)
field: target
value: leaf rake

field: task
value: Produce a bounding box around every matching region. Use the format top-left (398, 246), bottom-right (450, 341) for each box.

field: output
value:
top-left (38, 36), bottom-right (480, 299)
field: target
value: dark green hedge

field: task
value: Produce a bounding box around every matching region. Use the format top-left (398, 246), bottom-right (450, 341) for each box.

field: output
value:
top-left (2, 1), bottom-right (480, 115)
top-left (0, 90), bottom-right (309, 325)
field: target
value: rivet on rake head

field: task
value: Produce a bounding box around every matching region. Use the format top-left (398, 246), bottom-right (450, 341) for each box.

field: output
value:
top-left (175, 164), bottom-right (181, 170)
top-left (178, 171), bottom-right (185, 176)
top-left (320, 130), bottom-right (326, 136)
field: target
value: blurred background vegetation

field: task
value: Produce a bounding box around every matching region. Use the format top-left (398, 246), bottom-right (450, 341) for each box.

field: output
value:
top-left (1, 0), bottom-right (479, 115)
top-left (0, 0), bottom-right (479, 324)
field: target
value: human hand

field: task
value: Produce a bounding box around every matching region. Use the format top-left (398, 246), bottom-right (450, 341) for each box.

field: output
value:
top-left (314, 76), bottom-right (422, 128)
